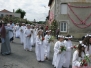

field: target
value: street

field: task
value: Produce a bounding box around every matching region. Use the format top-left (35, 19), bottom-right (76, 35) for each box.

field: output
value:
top-left (0, 38), bottom-right (78, 68)
top-left (0, 38), bottom-right (54, 68)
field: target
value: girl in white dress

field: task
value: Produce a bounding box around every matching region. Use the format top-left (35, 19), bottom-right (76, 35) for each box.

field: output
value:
top-left (63, 35), bottom-right (73, 68)
top-left (83, 36), bottom-right (91, 68)
top-left (15, 23), bottom-right (20, 38)
top-left (35, 29), bottom-right (45, 62)
top-left (19, 23), bottom-right (26, 44)
top-left (52, 35), bottom-right (66, 68)
top-left (44, 30), bottom-right (51, 60)
top-left (24, 24), bottom-right (32, 51)
top-left (72, 43), bottom-right (87, 68)
top-left (31, 26), bottom-right (35, 47)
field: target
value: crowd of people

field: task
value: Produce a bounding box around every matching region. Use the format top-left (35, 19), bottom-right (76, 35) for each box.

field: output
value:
top-left (0, 21), bottom-right (91, 68)
top-left (15, 23), bottom-right (52, 61)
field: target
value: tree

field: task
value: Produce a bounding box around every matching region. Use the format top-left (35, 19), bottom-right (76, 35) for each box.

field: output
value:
top-left (37, 21), bottom-right (46, 24)
top-left (15, 8), bottom-right (26, 19)
top-left (50, 20), bottom-right (58, 36)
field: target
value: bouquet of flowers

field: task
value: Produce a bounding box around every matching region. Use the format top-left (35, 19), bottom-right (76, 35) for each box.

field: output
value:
top-left (48, 36), bottom-right (55, 43)
top-left (73, 44), bottom-right (78, 49)
top-left (31, 30), bottom-right (33, 33)
top-left (60, 45), bottom-right (66, 52)
top-left (80, 54), bottom-right (90, 66)
top-left (27, 34), bottom-right (31, 37)
top-left (80, 59), bottom-right (88, 66)
top-left (41, 37), bottom-right (45, 41)
top-left (20, 29), bottom-right (23, 32)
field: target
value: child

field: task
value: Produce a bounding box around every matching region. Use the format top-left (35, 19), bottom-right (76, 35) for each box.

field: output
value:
top-left (72, 43), bottom-right (87, 68)
top-left (83, 36), bottom-right (91, 67)
top-left (44, 30), bottom-right (51, 60)
top-left (52, 35), bottom-right (66, 68)
top-left (24, 24), bottom-right (32, 51)
top-left (63, 35), bottom-right (73, 68)
top-left (35, 29), bottom-right (45, 62)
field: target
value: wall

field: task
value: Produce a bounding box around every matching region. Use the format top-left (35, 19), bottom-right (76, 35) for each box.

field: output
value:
top-left (60, 0), bottom-right (91, 3)
top-left (56, 0), bottom-right (91, 38)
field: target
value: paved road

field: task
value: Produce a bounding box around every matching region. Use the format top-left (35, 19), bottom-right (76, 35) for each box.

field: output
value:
top-left (0, 38), bottom-right (78, 68)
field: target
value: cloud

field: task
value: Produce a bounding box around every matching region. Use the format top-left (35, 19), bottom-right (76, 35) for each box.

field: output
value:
top-left (0, 0), bottom-right (49, 21)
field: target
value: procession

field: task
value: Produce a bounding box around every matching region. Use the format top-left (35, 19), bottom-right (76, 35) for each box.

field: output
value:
top-left (0, 21), bottom-right (91, 68)
top-left (0, 0), bottom-right (91, 68)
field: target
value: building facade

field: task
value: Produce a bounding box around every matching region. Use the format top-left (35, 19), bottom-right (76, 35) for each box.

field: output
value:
top-left (53, 0), bottom-right (91, 38)
top-left (48, 0), bottom-right (55, 25)
top-left (0, 9), bottom-right (20, 18)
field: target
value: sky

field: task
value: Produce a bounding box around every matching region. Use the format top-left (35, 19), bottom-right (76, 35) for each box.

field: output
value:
top-left (0, 0), bottom-right (49, 21)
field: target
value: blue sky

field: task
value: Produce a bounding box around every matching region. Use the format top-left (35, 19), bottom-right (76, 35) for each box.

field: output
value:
top-left (0, 0), bottom-right (49, 21)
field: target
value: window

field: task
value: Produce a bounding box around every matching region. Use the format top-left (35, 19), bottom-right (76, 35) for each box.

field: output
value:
top-left (60, 21), bottom-right (67, 32)
top-left (1, 14), bottom-right (3, 17)
top-left (10, 15), bottom-right (12, 17)
top-left (60, 3), bottom-right (67, 14)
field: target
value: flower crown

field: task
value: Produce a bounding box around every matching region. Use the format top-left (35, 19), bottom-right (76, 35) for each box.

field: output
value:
top-left (65, 35), bottom-right (73, 39)
top-left (79, 41), bottom-right (86, 47)
top-left (58, 35), bottom-right (64, 38)
top-left (38, 29), bottom-right (43, 32)
top-left (46, 30), bottom-right (51, 32)
top-left (85, 34), bottom-right (91, 37)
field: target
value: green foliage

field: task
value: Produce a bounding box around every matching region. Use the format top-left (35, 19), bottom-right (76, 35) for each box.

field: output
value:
top-left (36, 21), bottom-right (46, 24)
top-left (1, 14), bottom-right (20, 23)
top-left (50, 20), bottom-right (58, 36)
top-left (26, 20), bottom-right (32, 24)
top-left (2, 16), bottom-right (31, 24)
top-left (15, 8), bottom-right (26, 19)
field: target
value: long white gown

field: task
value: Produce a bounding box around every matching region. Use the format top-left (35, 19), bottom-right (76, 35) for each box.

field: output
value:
top-left (30, 29), bottom-right (34, 46)
top-left (85, 45), bottom-right (91, 55)
top-left (63, 40), bottom-right (73, 68)
top-left (33, 28), bottom-right (38, 45)
top-left (72, 50), bottom-right (86, 68)
top-left (35, 35), bottom-right (45, 61)
top-left (19, 26), bottom-right (26, 44)
top-left (24, 28), bottom-right (32, 51)
top-left (15, 25), bottom-right (20, 38)
top-left (13, 25), bottom-right (15, 37)
top-left (52, 41), bottom-right (66, 68)
top-left (52, 41), bottom-right (59, 67)
top-left (85, 45), bottom-right (91, 66)
top-left (44, 34), bottom-right (51, 58)
top-left (8, 27), bottom-right (13, 40)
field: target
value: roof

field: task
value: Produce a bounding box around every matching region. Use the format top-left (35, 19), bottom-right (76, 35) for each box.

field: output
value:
top-left (0, 9), bottom-right (12, 13)
top-left (48, 0), bottom-right (54, 6)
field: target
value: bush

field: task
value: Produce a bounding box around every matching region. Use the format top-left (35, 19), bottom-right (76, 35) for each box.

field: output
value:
top-left (50, 20), bottom-right (58, 36)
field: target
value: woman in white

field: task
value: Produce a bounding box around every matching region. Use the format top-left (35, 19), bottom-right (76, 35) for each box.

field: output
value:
top-left (44, 30), bottom-right (51, 60)
top-left (35, 29), bottom-right (45, 62)
top-left (63, 35), bottom-right (73, 68)
top-left (33, 26), bottom-right (38, 46)
top-left (83, 35), bottom-right (91, 67)
top-left (15, 23), bottom-right (20, 38)
top-left (24, 24), bottom-right (32, 51)
top-left (7, 23), bottom-right (13, 42)
top-left (72, 43), bottom-right (87, 68)
top-left (52, 35), bottom-right (66, 68)
top-left (30, 25), bottom-right (34, 46)
top-left (19, 23), bottom-right (26, 44)
top-left (32, 26), bottom-right (36, 47)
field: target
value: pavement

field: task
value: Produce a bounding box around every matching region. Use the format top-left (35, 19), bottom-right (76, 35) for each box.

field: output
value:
top-left (0, 38), bottom-right (79, 68)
